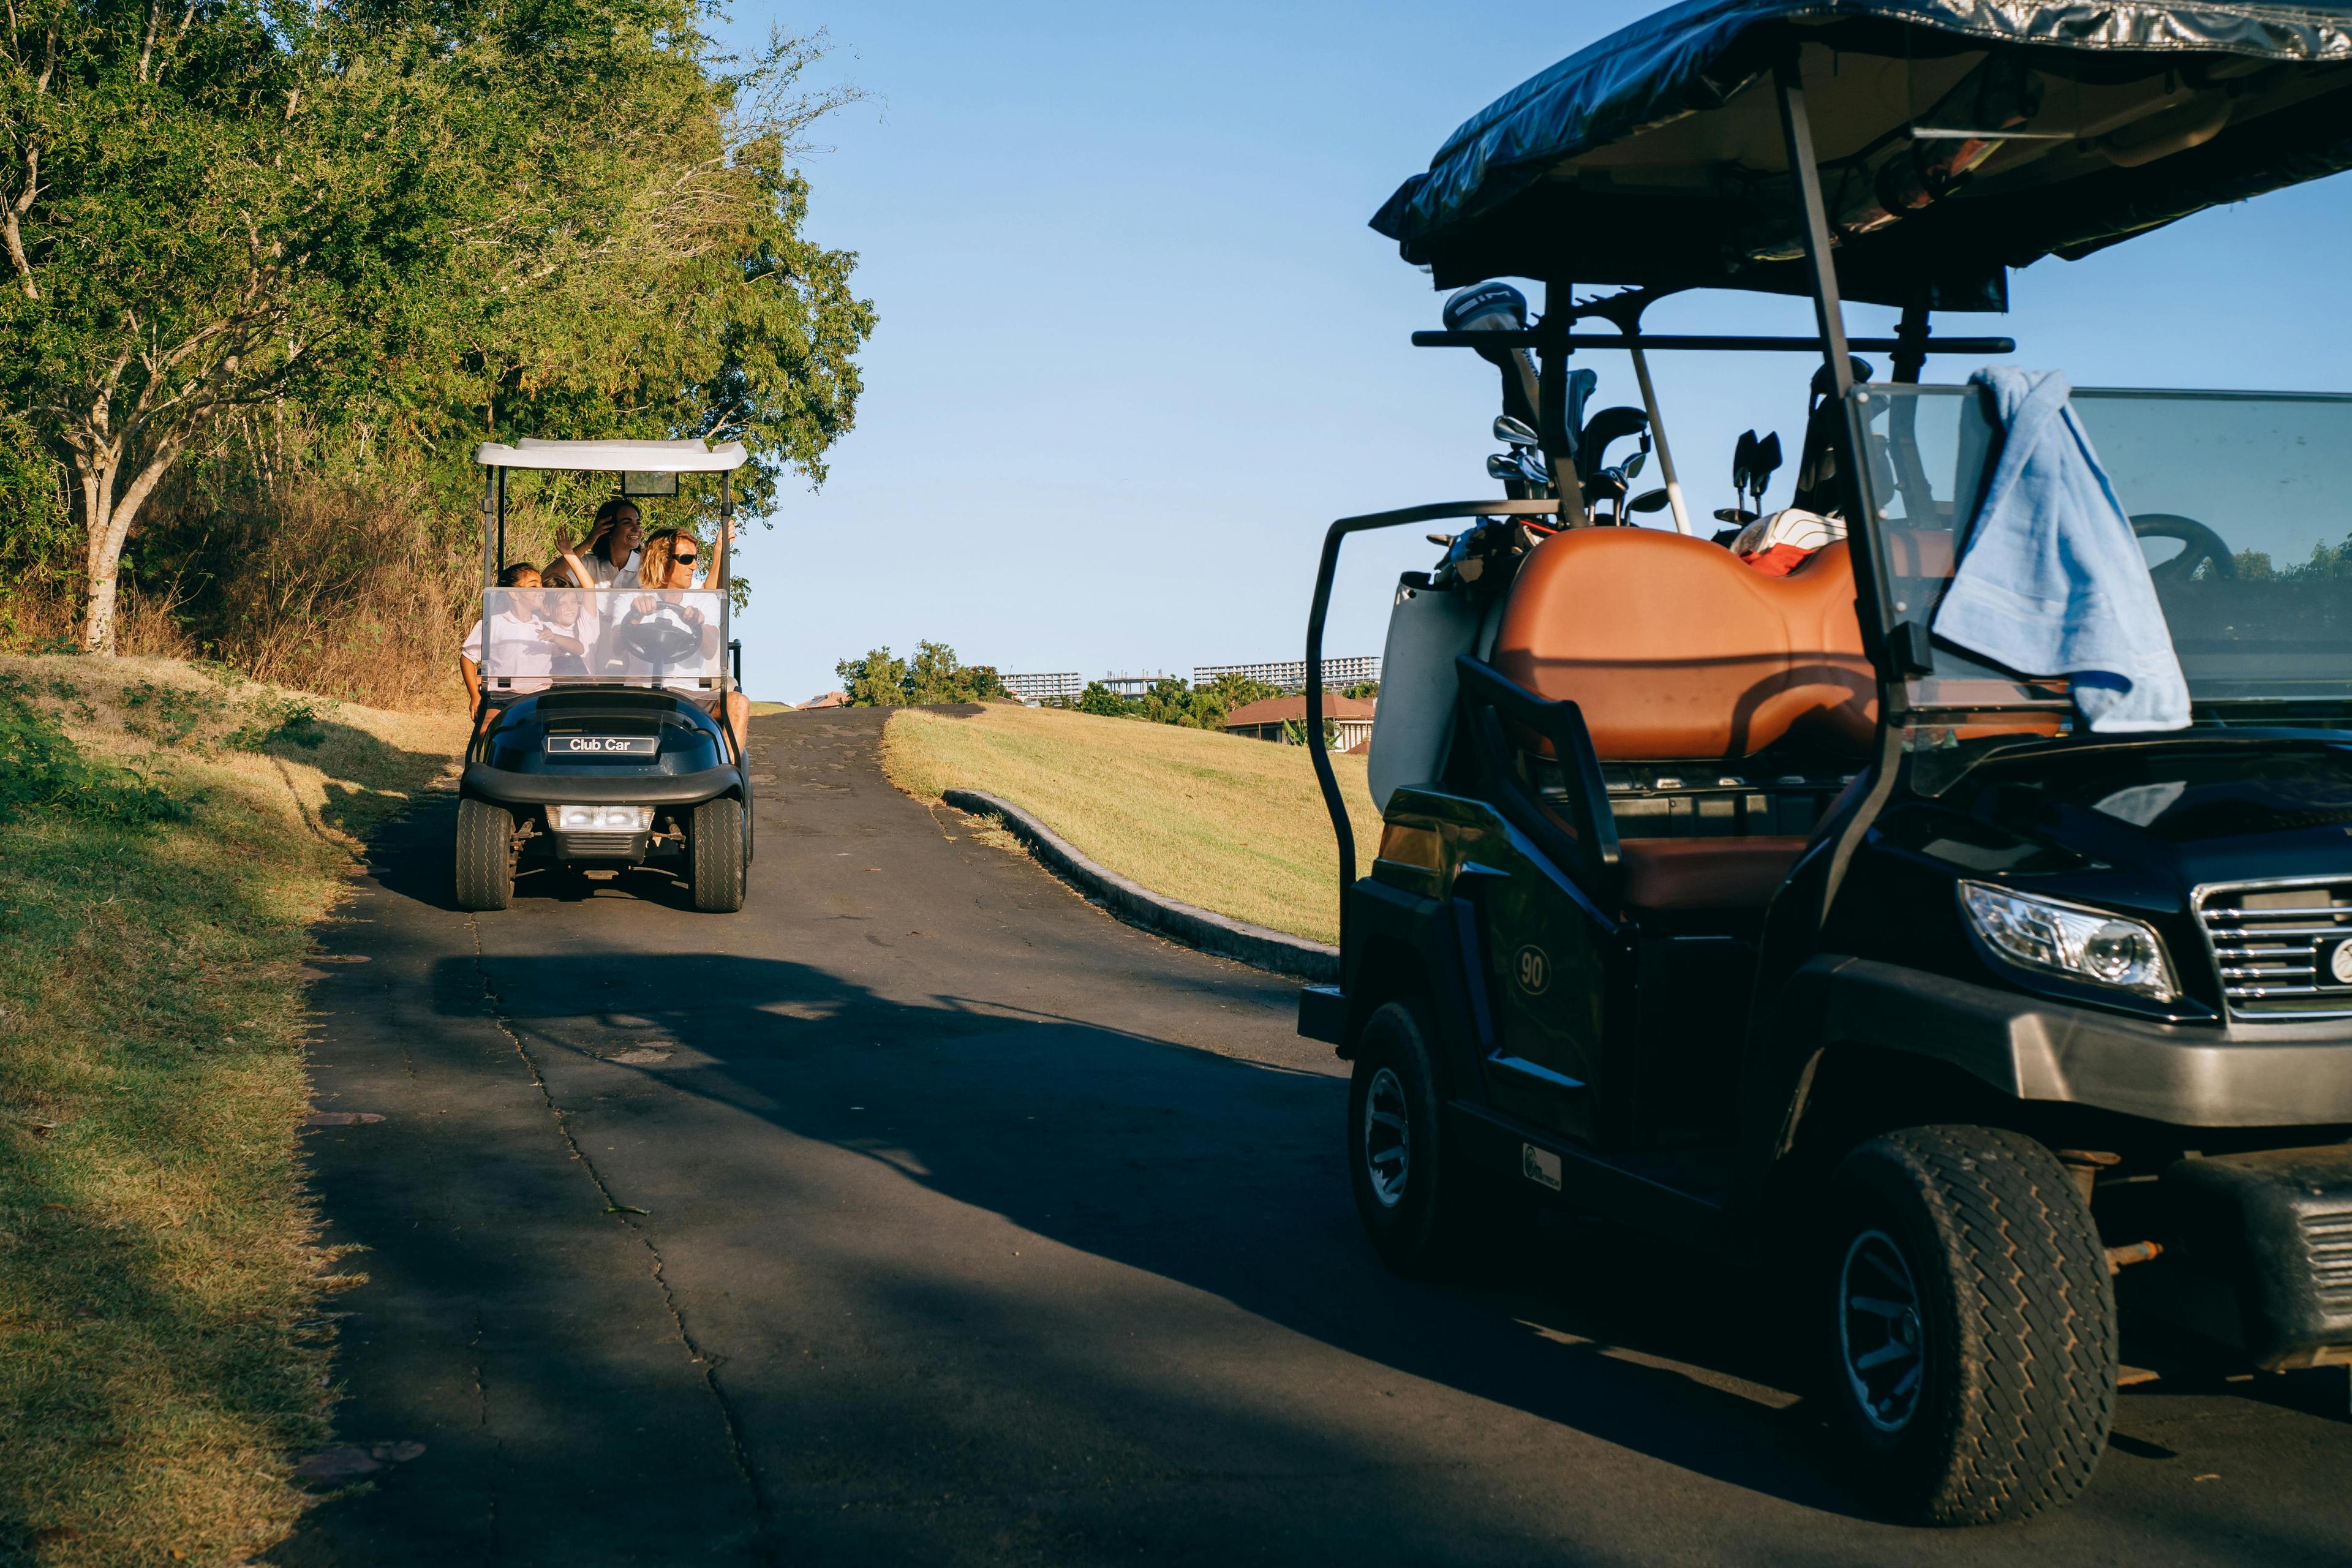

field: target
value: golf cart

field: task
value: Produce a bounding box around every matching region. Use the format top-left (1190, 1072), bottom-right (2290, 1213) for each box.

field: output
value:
top-left (1298, 0), bottom-right (2352, 1526)
top-left (456, 437), bottom-right (753, 914)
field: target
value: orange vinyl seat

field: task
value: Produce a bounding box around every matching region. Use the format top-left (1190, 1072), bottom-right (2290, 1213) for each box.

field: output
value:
top-left (1491, 529), bottom-right (1872, 913)
top-left (1493, 529), bottom-right (1877, 762)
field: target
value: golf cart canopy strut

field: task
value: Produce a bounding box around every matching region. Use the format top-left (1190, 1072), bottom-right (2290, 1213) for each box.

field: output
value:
top-left (1373, 0), bottom-right (2352, 304)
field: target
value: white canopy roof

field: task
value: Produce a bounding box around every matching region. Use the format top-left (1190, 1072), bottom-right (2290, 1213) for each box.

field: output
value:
top-left (472, 437), bottom-right (750, 473)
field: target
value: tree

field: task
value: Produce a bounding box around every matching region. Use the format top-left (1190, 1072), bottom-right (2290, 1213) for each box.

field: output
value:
top-left (0, 1), bottom-right (874, 652)
top-left (835, 647), bottom-right (907, 707)
top-left (1077, 681), bottom-right (1127, 718)
top-left (903, 639), bottom-right (1004, 704)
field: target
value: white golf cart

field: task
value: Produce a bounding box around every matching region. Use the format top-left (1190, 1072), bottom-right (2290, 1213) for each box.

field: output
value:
top-left (457, 437), bottom-right (753, 913)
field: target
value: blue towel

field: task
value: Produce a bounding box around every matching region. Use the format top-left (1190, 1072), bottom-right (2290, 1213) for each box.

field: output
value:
top-left (1931, 369), bottom-right (2190, 733)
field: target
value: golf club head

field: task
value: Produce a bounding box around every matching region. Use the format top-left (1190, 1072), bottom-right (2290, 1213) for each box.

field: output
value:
top-left (1493, 415), bottom-right (1539, 448)
top-left (1515, 448), bottom-right (1551, 484)
top-left (1733, 430), bottom-right (1759, 494)
top-left (1629, 488), bottom-right (1671, 514)
top-left (1754, 431), bottom-right (1784, 486)
top-left (1624, 450), bottom-right (1647, 480)
top-left (1444, 281), bottom-right (1528, 337)
top-left (1714, 507), bottom-right (1759, 526)
top-left (1486, 453), bottom-right (1519, 482)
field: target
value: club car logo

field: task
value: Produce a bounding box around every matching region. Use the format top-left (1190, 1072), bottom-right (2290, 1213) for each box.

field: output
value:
top-left (2332, 938), bottom-right (2352, 986)
top-left (1514, 944), bottom-right (1551, 997)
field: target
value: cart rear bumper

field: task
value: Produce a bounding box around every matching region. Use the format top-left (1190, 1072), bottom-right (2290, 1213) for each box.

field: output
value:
top-left (461, 762), bottom-right (737, 807)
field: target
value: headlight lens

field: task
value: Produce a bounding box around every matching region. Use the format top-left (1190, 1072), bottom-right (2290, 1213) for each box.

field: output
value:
top-left (1958, 881), bottom-right (2176, 1001)
top-left (552, 804), bottom-right (652, 832)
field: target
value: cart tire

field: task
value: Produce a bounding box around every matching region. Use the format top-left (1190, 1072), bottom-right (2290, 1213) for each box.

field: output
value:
top-left (690, 797), bottom-right (747, 913)
top-left (1822, 1125), bottom-right (2116, 1526)
top-left (453, 798), bottom-right (515, 911)
top-left (1347, 1000), bottom-right (1487, 1278)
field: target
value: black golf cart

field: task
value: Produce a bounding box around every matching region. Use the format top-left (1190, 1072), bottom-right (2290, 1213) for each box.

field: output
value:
top-left (1299, 0), bottom-right (2352, 1526)
top-left (456, 437), bottom-right (753, 914)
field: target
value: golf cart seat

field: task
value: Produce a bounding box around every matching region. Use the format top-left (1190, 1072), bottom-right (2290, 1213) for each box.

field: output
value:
top-left (1494, 527), bottom-right (1875, 760)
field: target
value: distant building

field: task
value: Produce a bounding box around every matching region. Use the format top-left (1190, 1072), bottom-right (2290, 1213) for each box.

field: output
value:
top-left (1222, 695), bottom-right (1378, 752)
top-left (1096, 672), bottom-right (1176, 698)
top-left (1002, 671), bottom-right (1084, 706)
top-left (801, 690), bottom-right (849, 710)
top-left (1194, 655), bottom-right (1379, 693)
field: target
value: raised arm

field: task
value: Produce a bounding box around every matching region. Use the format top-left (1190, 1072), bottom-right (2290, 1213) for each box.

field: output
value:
top-left (706, 515), bottom-right (733, 590)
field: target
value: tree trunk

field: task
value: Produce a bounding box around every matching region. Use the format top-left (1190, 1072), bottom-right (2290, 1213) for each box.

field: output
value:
top-left (77, 441), bottom-right (173, 655)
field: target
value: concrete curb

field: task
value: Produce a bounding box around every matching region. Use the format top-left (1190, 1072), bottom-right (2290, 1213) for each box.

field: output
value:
top-left (941, 788), bottom-right (1339, 984)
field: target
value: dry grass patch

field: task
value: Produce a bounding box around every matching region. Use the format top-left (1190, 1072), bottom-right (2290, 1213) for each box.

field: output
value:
top-left (881, 703), bottom-right (1380, 945)
top-left (0, 655), bottom-right (465, 1566)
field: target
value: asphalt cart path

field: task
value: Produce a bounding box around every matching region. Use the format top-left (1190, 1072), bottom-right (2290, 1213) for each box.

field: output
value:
top-left (278, 708), bottom-right (2352, 1567)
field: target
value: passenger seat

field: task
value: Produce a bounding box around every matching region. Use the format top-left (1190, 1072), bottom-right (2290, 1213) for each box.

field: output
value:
top-left (1491, 529), bottom-right (1874, 914)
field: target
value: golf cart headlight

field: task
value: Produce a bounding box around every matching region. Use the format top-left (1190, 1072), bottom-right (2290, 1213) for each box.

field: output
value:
top-left (1959, 881), bottom-right (2176, 1001)
top-left (552, 804), bottom-right (652, 832)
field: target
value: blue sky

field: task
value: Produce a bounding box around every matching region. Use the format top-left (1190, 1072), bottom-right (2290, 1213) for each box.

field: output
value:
top-left (722, 2), bottom-right (2352, 704)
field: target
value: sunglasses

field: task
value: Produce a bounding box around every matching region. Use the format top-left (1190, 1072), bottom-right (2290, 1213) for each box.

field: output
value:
top-left (674, 551), bottom-right (698, 565)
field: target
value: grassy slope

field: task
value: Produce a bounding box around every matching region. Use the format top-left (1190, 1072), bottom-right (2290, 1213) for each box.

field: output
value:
top-left (881, 703), bottom-right (1381, 946)
top-left (0, 657), bottom-right (464, 1567)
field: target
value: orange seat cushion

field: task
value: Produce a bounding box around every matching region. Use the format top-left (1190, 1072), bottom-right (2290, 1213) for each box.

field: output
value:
top-left (1618, 837), bottom-right (1809, 911)
top-left (1494, 530), bottom-right (1876, 761)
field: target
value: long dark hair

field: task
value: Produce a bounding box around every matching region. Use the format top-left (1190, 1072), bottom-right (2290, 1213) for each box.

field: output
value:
top-left (589, 497), bottom-right (642, 561)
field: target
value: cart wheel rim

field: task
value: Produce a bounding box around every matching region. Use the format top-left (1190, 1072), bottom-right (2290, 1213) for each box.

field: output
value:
top-left (1839, 1227), bottom-right (1926, 1433)
top-left (1362, 1066), bottom-right (1410, 1209)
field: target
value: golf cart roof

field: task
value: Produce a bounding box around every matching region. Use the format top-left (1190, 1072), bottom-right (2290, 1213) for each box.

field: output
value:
top-left (1373, 0), bottom-right (2352, 307)
top-left (472, 437), bottom-right (750, 473)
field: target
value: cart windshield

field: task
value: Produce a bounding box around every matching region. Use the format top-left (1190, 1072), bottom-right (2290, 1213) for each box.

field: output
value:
top-left (1855, 385), bottom-right (2352, 717)
top-left (473, 586), bottom-right (729, 694)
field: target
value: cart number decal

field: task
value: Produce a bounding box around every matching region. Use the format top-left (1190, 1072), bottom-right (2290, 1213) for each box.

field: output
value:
top-left (546, 736), bottom-right (658, 756)
top-left (1514, 944), bottom-right (1550, 997)
top-left (1522, 1144), bottom-right (1562, 1191)
top-left (2332, 939), bottom-right (2352, 986)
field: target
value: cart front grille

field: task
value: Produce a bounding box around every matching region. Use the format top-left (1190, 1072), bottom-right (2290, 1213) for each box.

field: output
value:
top-left (559, 832), bottom-right (642, 857)
top-left (2197, 879), bottom-right (2352, 1020)
top-left (2307, 1208), bottom-right (2352, 1313)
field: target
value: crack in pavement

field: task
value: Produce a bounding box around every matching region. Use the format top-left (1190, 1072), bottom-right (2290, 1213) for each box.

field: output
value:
top-left (464, 915), bottom-right (776, 1565)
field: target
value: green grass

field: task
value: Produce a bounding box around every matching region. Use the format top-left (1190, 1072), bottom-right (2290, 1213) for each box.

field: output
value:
top-left (882, 703), bottom-right (1381, 945)
top-left (0, 656), bottom-right (465, 1567)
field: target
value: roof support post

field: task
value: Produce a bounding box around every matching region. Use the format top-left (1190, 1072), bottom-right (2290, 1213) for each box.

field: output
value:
top-left (1537, 281), bottom-right (1590, 525)
top-left (1774, 55), bottom-right (1852, 402)
top-left (495, 467), bottom-right (507, 578)
top-left (1776, 49), bottom-right (1907, 937)
top-left (1891, 297), bottom-right (1931, 385)
top-left (480, 467), bottom-right (497, 588)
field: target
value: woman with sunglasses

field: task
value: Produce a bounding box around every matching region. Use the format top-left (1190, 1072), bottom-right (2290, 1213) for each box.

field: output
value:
top-left (617, 523), bottom-right (747, 752)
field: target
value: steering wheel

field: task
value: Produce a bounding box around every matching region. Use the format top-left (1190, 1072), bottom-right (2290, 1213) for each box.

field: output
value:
top-left (2132, 513), bottom-right (2236, 584)
top-left (619, 614), bottom-right (704, 666)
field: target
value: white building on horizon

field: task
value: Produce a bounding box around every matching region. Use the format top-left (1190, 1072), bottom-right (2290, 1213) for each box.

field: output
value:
top-left (1193, 655), bottom-right (1380, 693)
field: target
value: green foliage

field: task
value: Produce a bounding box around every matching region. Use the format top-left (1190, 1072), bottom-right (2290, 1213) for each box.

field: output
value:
top-left (0, 682), bottom-right (184, 826)
top-left (228, 695), bottom-right (329, 752)
top-left (1076, 681), bottom-right (1127, 718)
top-left (1341, 680), bottom-right (1382, 702)
top-left (836, 647), bottom-right (908, 707)
top-left (903, 641), bottom-right (1005, 704)
top-left (0, 2), bottom-right (874, 657)
top-left (837, 641), bottom-right (1006, 706)
top-left (1065, 671), bottom-right (1283, 729)
top-left (122, 680), bottom-right (230, 747)
top-left (2234, 537), bottom-right (2352, 582)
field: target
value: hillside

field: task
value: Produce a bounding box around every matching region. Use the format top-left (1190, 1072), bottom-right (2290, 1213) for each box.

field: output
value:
top-left (0, 656), bottom-right (465, 1565)
top-left (882, 703), bottom-right (1382, 946)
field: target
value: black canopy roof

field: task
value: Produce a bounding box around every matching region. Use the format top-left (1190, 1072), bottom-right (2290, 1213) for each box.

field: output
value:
top-left (1373, 0), bottom-right (2352, 307)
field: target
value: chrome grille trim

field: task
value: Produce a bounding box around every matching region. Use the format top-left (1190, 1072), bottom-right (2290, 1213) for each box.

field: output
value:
top-left (2193, 876), bottom-right (2352, 1021)
top-left (2307, 1209), bottom-right (2352, 1311)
